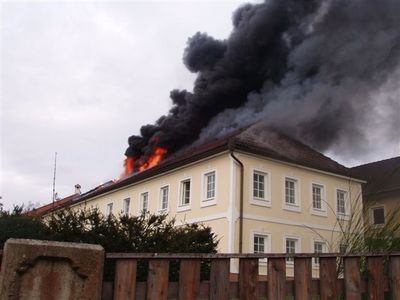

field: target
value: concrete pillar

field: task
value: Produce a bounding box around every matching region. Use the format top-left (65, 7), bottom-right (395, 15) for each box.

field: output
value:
top-left (0, 239), bottom-right (104, 300)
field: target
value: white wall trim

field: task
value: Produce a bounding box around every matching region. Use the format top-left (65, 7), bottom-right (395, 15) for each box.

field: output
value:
top-left (282, 175), bottom-right (301, 212)
top-left (243, 213), bottom-right (342, 232)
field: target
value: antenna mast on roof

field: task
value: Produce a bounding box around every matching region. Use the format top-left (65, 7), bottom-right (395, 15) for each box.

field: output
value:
top-left (52, 152), bottom-right (57, 205)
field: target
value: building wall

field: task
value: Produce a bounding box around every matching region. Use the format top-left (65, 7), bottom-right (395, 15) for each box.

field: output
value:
top-left (70, 152), bottom-right (233, 252)
top-left (70, 150), bottom-right (363, 261)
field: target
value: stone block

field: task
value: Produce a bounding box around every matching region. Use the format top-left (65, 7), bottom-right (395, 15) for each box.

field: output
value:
top-left (0, 239), bottom-right (104, 300)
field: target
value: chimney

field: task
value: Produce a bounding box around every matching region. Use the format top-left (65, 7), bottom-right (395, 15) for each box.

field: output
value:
top-left (74, 184), bottom-right (81, 195)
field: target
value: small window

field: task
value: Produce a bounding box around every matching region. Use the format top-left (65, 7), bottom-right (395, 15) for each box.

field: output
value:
top-left (253, 171), bottom-right (266, 199)
top-left (253, 235), bottom-right (266, 253)
top-left (140, 192), bottom-right (149, 213)
top-left (106, 203), bottom-right (113, 216)
top-left (337, 189), bottom-right (347, 216)
top-left (123, 198), bottom-right (130, 216)
top-left (180, 179), bottom-right (191, 206)
top-left (159, 186), bottom-right (169, 211)
top-left (284, 177), bottom-right (299, 209)
top-left (314, 241), bottom-right (325, 264)
top-left (372, 207), bottom-right (385, 225)
top-left (312, 184), bottom-right (324, 210)
top-left (204, 171), bottom-right (216, 200)
top-left (285, 238), bottom-right (299, 262)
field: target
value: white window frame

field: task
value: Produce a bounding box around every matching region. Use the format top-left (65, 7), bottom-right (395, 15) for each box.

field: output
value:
top-left (250, 169), bottom-right (271, 207)
top-left (251, 230), bottom-right (271, 264)
top-left (106, 202), bottom-right (113, 217)
top-left (370, 205), bottom-right (386, 226)
top-left (282, 176), bottom-right (301, 212)
top-left (336, 188), bottom-right (350, 220)
top-left (178, 177), bottom-right (192, 212)
top-left (139, 191), bottom-right (149, 214)
top-left (312, 239), bottom-right (327, 266)
top-left (123, 198), bottom-right (130, 216)
top-left (284, 236), bottom-right (301, 264)
top-left (310, 182), bottom-right (327, 217)
top-left (158, 185), bottom-right (170, 213)
top-left (201, 170), bottom-right (217, 207)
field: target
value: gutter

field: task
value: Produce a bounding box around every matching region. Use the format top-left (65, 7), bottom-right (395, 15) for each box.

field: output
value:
top-left (229, 139), bottom-right (244, 254)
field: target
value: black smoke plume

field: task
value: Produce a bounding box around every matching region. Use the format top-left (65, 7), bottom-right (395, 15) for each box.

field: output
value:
top-left (126, 0), bottom-right (400, 169)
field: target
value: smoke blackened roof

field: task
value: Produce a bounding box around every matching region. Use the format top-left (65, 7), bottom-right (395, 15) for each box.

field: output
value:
top-left (351, 156), bottom-right (400, 196)
top-left (73, 124), bottom-right (356, 204)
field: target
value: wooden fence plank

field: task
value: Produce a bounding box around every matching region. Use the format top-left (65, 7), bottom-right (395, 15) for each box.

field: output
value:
top-left (320, 257), bottom-right (337, 300)
top-left (114, 259), bottom-right (137, 300)
top-left (146, 259), bottom-right (169, 300)
top-left (239, 258), bottom-right (259, 300)
top-left (210, 258), bottom-right (230, 300)
top-left (178, 259), bottom-right (201, 300)
top-left (367, 256), bottom-right (384, 300)
top-left (391, 256), bottom-right (400, 300)
top-left (344, 257), bottom-right (362, 300)
top-left (294, 257), bottom-right (312, 300)
top-left (267, 257), bottom-right (286, 300)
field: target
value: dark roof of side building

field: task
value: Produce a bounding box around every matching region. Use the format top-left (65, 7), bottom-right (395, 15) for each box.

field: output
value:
top-left (71, 124), bottom-right (359, 206)
top-left (350, 156), bottom-right (400, 195)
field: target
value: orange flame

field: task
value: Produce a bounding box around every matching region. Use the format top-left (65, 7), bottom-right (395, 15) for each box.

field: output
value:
top-left (138, 147), bottom-right (167, 172)
top-left (124, 156), bottom-right (136, 176)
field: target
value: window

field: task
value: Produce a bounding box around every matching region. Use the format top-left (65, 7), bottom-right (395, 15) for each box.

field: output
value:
top-left (140, 192), bottom-right (149, 213)
top-left (337, 189), bottom-right (347, 216)
top-left (123, 198), bottom-right (130, 215)
top-left (313, 241), bottom-right (326, 265)
top-left (159, 186), bottom-right (169, 211)
top-left (106, 203), bottom-right (113, 216)
top-left (312, 184), bottom-right (324, 210)
top-left (180, 179), bottom-right (191, 206)
top-left (284, 177), bottom-right (299, 210)
top-left (204, 171), bottom-right (216, 200)
top-left (253, 235), bottom-right (266, 253)
top-left (372, 207), bottom-right (385, 225)
top-left (285, 238), bottom-right (299, 263)
top-left (253, 171), bottom-right (266, 199)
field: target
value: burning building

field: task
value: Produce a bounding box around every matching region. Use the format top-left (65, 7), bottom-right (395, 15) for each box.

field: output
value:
top-left (66, 124), bottom-right (364, 275)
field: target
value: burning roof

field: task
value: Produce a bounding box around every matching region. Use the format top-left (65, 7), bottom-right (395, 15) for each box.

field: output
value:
top-left (75, 124), bottom-right (357, 204)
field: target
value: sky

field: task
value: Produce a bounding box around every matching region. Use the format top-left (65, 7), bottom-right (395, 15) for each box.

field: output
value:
top-left (1, 0), bottom-right (399, 209)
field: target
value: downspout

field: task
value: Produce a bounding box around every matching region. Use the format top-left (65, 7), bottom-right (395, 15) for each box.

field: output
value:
top-left (229, 140), bottom-right (244, 254)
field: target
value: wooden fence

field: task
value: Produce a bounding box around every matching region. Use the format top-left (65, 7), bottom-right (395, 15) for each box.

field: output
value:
top-left (103, 252), bottom-right (400, 300)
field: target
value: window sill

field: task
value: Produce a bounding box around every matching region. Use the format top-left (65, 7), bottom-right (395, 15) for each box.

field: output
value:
top-left (283, 204), bottom-right (301, 213)
top-left (158, 209), bottom-right (169, 214)
top-left (177, 205), bottom-right (191, 212)
top-left (201, 199), bottom-right (217, 208)
top-left (310, 209), bottom-right (328, 217)
top-left (337, 214), bottom-right (350, 221)
top-left (251, 198), bottom-right (271, 207)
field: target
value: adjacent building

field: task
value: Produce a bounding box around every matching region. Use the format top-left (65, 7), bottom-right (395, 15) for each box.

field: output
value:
top-left (351, 156), bottom-right (400, 227)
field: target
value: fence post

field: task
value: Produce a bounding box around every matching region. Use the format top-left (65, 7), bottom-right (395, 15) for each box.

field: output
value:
top-left (367, 256), bottom-right (384, 300)
top-left (146, 259), bottom-right (169, 300)
top-left (178, 259), bottom-right (201, 300)
top-left (294, 257), bottom-right (312, 300)
top-left (268, 257), bottom-right (286, 300)
top-left (390, 255), bottom-right (400, 299)
top-left (319, 257), bottom-right (338, 300)
top-left (344, 257), bottom-right (362, 300)
top-left (210, 258), bottom-right (230, 300)
top-left (239, 258), bottom-right (259, 300)
top-left (114, 259), bottom-right (137, 300)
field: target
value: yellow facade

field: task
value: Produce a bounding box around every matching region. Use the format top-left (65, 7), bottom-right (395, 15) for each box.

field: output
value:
top-left (69, 149), bottom-right (363, 274)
